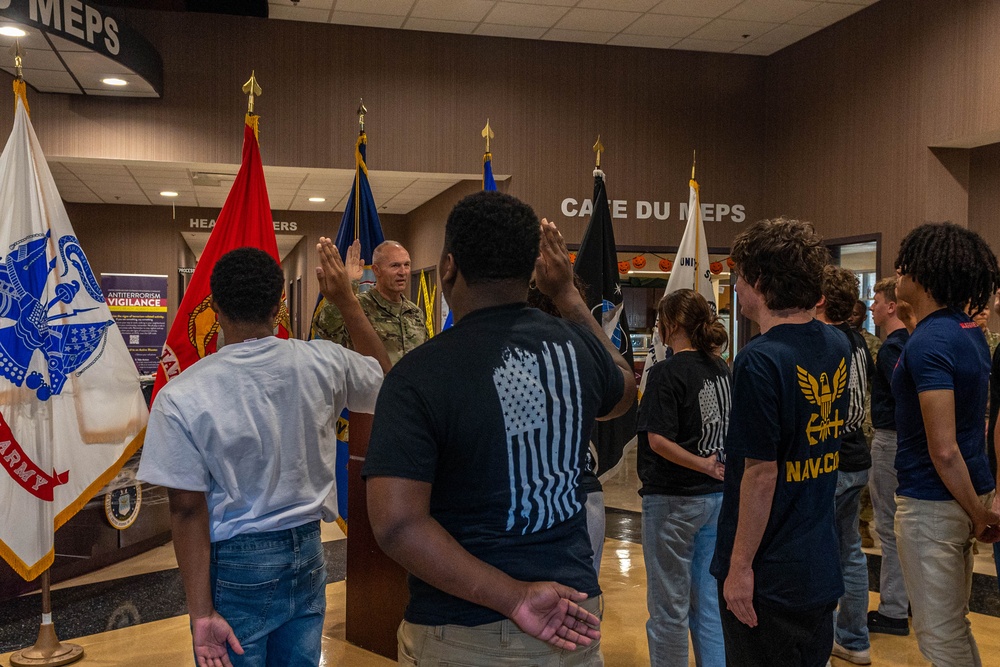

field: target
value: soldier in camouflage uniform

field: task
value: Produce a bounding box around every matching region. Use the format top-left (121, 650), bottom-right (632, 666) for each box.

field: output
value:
top-left (311, 239), bottom-right (427, 366)
top-left (973, 304), bottom-right (1000, 356)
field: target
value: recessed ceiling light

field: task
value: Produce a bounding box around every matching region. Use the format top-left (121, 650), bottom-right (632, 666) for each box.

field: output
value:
top-left (160, 191), bottom-right (178, 197)
top-left (308, 197), bottom-right (326, 203)
top-left (0, 27), bottom-right (27, 37)
top-left (101, 78), bottom-right (128, 86)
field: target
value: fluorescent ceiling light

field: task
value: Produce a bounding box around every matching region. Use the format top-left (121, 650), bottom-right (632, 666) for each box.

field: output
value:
top-left (0, 27), bottom-right (27, 37)
top-left (160, 191), bottom-right (178, 197)
top-left (308, 197), bottom-right (326, 202)
top-left (101, 78), bottom-right (128, 86)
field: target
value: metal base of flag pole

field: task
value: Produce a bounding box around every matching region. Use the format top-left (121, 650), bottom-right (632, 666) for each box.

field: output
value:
top-left (9, 623), bottom-right (83, 666)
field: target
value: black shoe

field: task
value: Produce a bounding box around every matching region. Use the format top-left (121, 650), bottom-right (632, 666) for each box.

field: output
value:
top-left (867, 610), bottom-right (909, 636)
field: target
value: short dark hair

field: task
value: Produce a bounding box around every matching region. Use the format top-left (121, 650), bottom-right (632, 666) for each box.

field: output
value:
top-left (445, 191), bottom-right (540, 285)
top-left (821, 265), bottom-right (860, 323)
top-left (731, 217), bottom-right (830, 312)
top-left (210, 247), bottom-right (284, 324)
top-left (895, 223), bottom-right (1000, 315)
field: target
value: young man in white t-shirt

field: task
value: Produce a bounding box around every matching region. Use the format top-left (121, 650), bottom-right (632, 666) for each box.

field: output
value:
top-left (139, 242), bottom-right (389, 667)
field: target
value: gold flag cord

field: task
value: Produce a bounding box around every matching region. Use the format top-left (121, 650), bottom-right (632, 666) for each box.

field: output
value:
top-left (13, 79), bottom-right (28, 116)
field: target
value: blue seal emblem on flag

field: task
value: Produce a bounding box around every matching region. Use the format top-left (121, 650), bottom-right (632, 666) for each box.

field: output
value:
top-left (0, 231), bottom-right (113, 401)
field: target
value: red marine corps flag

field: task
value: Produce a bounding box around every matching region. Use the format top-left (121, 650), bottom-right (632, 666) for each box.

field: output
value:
top-left (151, 72), bottom-right (289, 404)
top-left (0, 77), bottom-right (148, 580)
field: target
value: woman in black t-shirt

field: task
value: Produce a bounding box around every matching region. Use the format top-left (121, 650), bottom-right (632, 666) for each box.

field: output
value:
top-left (637, 289), bottom-right (732, 667)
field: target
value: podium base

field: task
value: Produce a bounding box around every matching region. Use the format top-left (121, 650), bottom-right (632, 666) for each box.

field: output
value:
top-left (9, 624), bottom-right (84, 667)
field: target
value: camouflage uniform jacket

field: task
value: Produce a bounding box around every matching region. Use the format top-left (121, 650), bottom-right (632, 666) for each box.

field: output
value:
top-left (985, 329), bottom-right (1000, 357)
top-left (311, 286), bottom-right (427, 366)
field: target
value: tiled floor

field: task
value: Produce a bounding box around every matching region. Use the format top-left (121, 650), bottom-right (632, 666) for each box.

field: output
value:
top-left (3, 450), bottom-right (1000, 666)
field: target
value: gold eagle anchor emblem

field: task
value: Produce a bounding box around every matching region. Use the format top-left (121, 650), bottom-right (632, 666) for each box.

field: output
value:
top-left (797, 358), bottom-right (848, 445)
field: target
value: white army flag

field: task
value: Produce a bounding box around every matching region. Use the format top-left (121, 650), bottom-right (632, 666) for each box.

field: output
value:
top-left (639, 177), bottom-right (717, 397)
top-left (0, 83), bottom-right (148, 580)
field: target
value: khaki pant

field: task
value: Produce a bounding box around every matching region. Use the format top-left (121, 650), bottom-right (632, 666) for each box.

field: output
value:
top-left (398, 596), bottom-right (604, 666)
top-left (895, 493), bottom-right (994, 667)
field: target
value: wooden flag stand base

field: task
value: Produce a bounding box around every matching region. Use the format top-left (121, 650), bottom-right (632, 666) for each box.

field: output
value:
top-left (10, 572), bottom-right (84, 667)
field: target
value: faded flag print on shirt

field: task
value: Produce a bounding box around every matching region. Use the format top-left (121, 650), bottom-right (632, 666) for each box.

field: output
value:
top-left (492, 343), bottom-right (584, 535)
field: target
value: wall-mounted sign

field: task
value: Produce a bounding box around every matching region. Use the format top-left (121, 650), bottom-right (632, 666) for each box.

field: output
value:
top-left (0, 0), bottom-right (163, 97)
top-left (560, 198), bottom-right (746, 223)
top-left (189, 217), bottom-right (299, 232)
top-left (100, 273), bottom-right (168, 375)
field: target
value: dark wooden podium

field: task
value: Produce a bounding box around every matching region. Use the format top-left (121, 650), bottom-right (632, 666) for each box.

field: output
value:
top-left (344, 412), bottom-right (410, 660)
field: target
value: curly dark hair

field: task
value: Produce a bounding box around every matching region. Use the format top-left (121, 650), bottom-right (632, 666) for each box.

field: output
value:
top-left (731, 217), bottom-right (830, 312)
top-left (821, 265), bottom-right (860, 323)
top-left (658, 289), bottom-right (728, 356)
top-left (895, 223), bottom-right (1000, 315)
top-left (445, 191), bottom-right (540, 285)
top-left (210, 247), bottom-right (284, 324)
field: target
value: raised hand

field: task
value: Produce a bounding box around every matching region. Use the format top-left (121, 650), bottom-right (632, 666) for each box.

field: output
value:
top-left (315, 236), bottom-right (356, 307)
top-left (533, 219), bottom-right (578, 305)
top-left (508, 581), bottom-right (600, 651)
top-left (346, 238), bottom-right (365, 282)
top-left (191, 612), bottom-right (243, 667)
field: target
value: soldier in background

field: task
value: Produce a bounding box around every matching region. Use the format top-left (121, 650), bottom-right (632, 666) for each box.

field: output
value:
top-left (973, 301), bottom-right (1000, 357)
top-left (312, 238), bottom-right (427, 365)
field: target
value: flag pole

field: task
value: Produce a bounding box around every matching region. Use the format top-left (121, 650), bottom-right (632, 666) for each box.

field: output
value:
top-left (692, 150), bottom-right (700, 293)
top-left (355, 99), bottom-right (367, 243)
top-left (593, 135), bottom-right (604, 170)
top-left (6, 45), bottom-right (84, 667)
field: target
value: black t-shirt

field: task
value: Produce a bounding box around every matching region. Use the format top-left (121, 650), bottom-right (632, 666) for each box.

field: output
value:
top-left (637, 350), bottom-right (731, 496)
top-left (835, 323), bottom-right (874, 472)
top-left (871, 328), bottom-right (908, 430)
top-left (711, 319), bottom-right (850, 611)
top-left (363, 303), bottom-right (625, 626)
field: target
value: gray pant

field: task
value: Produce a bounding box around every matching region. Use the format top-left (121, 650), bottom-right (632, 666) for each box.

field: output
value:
top-left (896, 493), bottom-right (993, 667)
top-left (869, 429), bottom-right (908, 619)
top-left (586, 491), bottom-right (606, 578)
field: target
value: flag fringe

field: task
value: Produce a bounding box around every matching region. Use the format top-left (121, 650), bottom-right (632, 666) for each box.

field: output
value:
top-left (245, 113), bottom-right (259, 141)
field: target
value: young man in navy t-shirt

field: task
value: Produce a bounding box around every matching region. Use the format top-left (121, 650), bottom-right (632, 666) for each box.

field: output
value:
top-left (710, 217), bottom-right (850, 667)
top-left (892, 223), bottom-right (1000, 666)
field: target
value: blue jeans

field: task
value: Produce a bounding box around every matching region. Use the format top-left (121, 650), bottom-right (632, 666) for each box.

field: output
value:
top-left (642, 493), bottom-right (725, 667)
top-left (210, 521), bottom-right (327, 667)
top-left (834, 469), bottom-right (870, 652)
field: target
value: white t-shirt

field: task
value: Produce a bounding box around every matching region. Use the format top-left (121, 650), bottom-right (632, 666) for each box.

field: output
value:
top-left (138, 336), bottom-right (383, 542)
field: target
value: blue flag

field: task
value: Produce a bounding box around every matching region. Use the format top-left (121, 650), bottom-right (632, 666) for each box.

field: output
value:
top-left (443, 148), bottom-right (498, 330)
top-left (311, 132), bottom-right (384, 531)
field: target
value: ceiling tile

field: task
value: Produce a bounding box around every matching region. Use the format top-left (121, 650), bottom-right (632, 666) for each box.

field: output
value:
top-left (330, 11), bottom-right (406, 28)
top-left (334, 0), bottom-right (413, 15)
top-left (689, 18), bottom-right (780, 41)
top-left (751, 22), bottom-right (822, 44)
top-left (0, 25), bottom-right (51, 51)
top-left (268, 6), bottom-right (330, 22)
top-left (542, 29), bottom-right (615, 45)
top-left (788, 2), bottom-right (864, 26)
top-left (411, 0), bottom-right (494, 22)
top-left (45, 34), bottom-right (89, 52)
top-left (554, 8), bottom-right (642, 33)
top-left (578, 0), bottom-right (659, 11)
top-left (608, 33), bottom-right (682, 49)
top-left (268, 0), bottom-right (334, 9)
top-left (14, 69), bottom-right (79, 91)
top-left (502, 0), bottom-right (575, 5)
top-left (672, 37), bottom-right (741, 52)
top-left (722, 0), bottom-right (819, 23)
top-left (650, 0), bottom-right (742, 18)
top-left (404, 17), bottom-right (478, 34)
top-left (484, 3), bottom-right (568, 28)
top-left (624, 13), bottom-right (710, 37)
top-left (12, 49), bottom-right (64, 72)
top-left (474, 24), bottom-right (547, 39)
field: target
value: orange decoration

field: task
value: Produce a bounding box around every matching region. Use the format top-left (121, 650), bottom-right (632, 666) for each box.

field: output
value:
top-left (659, 258), bottom-right (673, 272)
top-left (726, 256), bottom-right (735, 269)
top-left (617, 261), bottom-right (630, 274)
top-left (632, 255), bottom-right (647, 269)
top-left (569, 252), bottom-right (577, 265)
top-left (710, 261), bottom-right (724, 275)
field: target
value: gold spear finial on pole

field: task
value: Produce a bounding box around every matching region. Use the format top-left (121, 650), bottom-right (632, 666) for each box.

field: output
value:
top-left (11, 41), bottom-right (24, 81)
top-left (242, 70), bottom-right (261, 115)
top-left (357, 99), bottom-right (367, 135)
top-left (691, 149), bottom-right (696, 180)
top-left (482, 119), bottom-right (494, 154)
top-left (593, 135), bottom-right (605, 169)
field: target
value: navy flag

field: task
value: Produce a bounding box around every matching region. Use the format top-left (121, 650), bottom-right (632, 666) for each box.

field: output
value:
top-left (573, 169), bottom-right (637, 480)
top-left (310, 128), bottom-right (385, 532)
